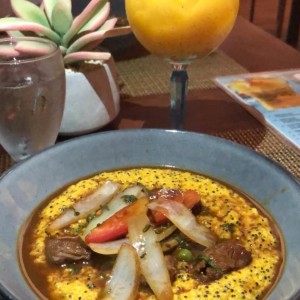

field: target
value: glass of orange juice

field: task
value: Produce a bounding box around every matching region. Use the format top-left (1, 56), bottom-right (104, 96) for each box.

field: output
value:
top-left (125, 0), bottom-right (239, 129)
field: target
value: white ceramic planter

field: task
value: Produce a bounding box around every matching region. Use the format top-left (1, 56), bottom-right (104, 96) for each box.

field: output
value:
top-left (59, 57), bottom-right (120, 136)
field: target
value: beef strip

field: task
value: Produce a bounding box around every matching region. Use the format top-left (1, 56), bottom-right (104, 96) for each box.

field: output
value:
top-left (45, 236), bottom-right (91, 265)
top-left (164, 255), bottom-right (178, 281)
top-left (194, 239), bottom-right (252, 283)
top-left (203, 239), bottom-right (252, 272)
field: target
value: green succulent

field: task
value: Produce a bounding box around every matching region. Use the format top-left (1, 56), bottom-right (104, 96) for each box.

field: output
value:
top-left (0, 0), bottom-right (131, 66)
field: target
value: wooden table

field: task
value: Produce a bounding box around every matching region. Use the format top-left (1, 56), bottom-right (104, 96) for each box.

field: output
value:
top-left (0, 16), bottom-right (300, 300)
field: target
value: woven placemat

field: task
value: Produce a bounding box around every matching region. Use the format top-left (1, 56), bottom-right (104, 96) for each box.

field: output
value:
top-left (0, 146), bottom-right (13, 176)
top-left (116, 51), bottom-right (247, 97)
top-left (213, 128), bottom-right (300, 180)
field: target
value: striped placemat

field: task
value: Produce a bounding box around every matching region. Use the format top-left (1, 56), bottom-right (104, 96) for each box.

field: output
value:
top-left (213, 128), bottom-right (300, 180)
top-left (116, 51), bottom-right (247, 97)
top-left (0, 147), bottom-right (13, 176)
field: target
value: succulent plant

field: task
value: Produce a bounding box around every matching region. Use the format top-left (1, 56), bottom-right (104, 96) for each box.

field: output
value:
top-left (0, 0), bottom-right (131, 66)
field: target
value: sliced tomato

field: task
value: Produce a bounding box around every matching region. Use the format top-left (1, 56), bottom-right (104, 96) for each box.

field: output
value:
top-left (150, 210), bottom-right (167, 224)
top-left (150, 189), bottom-right (200, 224)
top-left (85, 197), bottom-right (149, 244)
top-left (182, 190), bottom-right (200, 208)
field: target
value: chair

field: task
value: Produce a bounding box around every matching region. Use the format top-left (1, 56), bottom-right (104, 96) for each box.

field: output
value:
top-left (286, 0), bottom-right (300, 47)
top-left (249, 0), bottom-right (287, 38)
top-left (276, 0), bottom-right (287, 37)
top-left (249, 0), bottom-right (256, 23)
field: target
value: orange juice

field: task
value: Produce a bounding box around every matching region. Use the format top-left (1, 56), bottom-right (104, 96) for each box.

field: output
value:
top-left (125, 0), bottom-right (239, 61)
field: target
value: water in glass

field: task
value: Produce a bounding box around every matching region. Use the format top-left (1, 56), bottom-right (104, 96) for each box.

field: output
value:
top-left (0, 37), bottom-right (65, 162)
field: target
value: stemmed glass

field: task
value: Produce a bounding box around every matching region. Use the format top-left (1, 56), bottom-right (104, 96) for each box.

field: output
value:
top-left (125, 0), bottom-right (239, 129)
top-left (0, 37), bottom-right (65, 162)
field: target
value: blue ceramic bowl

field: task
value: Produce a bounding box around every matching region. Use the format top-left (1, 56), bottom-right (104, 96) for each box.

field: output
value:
top-left (0, 129), bottom-right (299, 299)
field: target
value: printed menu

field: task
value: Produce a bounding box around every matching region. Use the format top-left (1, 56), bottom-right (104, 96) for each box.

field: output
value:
top-left (215, 69), bottom-right (300, 152)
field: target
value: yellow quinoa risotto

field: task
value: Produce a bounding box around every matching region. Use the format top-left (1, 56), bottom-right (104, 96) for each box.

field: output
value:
top-left (19, 167), bottom-right (284, 300)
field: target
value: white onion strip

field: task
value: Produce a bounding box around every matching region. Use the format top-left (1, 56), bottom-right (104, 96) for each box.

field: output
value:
top-left (128, 212), bottom-right (173, 300)
top-left (102, 244), bottom-right (140, 300)
top-left (88, 226), bottom-right (177, 255)
top-left (148, 199), bottom-right (217, 248)
top-left (88, 239), bottom-right (129, 255)
top-left (82, 184), bottom-right (146, 238)
top-left (47, 181), bottom-right (120, 232)
top-left (155, 225), bottom-right (177, 242)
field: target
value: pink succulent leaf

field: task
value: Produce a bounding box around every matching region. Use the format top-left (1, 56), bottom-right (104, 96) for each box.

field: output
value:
top-left (76, 40), bottom-right (102, 52)
top-left (0, 45), bottom-right (21, 58)
top-left (7, 30), bottom-right (25, 37)
top-left (51, 0), bottom-right (73, 36)
top-left (40, 1), bottom-right (45, 10)
top-left (67, 23), bottom-right (131, 54)
top-left (64, 51), bottom-right (111, 65)
top-left (42, 0), bottom-right (59, 21)
top-left (0, 17), bottom-right (61, 44)
top-left (14, 40), bottom-right (56, 56)
top-left (107, 25), bottom-right (131, 36)
top-left (77, 18), bottom-right (119, 51)
top-left (59, 45), bottom-right (67, 55)
top-left (0, 41), bottom-right (54, 58)
top-left (62, 0), bottom-right (107, 47)
top-left (98, 17), bottom-right (117, 31)
top-left (66, 18), bottom-right (116, 54)
top-left (11, 0), bottom-right (50, 28)
top-left (78, 2), bottom-right (110, 33)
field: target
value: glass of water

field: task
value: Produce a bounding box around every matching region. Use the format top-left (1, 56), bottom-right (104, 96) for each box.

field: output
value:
top-left (0, 37), bottom-right (66, 162)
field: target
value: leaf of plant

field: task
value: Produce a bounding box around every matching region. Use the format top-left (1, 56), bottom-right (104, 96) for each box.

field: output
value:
top-left (76, 18), bottom-right (120, 51)
top-left (51, 0), bottom-right (73, 35)
top-left (61, 0), bottom-right (107, 47)
top-left (0, 17), bottom-right (61, 44)
top-left (0, 40), bottom-right (57, 58)
top-left (11, 0), bottom-right (50, 28)
top-left (98, 17), bottom-right (117, 31)
top-left (59, 45), bottom-right (67, 55)
top-left (66, 20), bottom-right (131, 54)
top-left (42, 0), bottom-right (59, 21)
top-left (66, 18), bottom-right (117, 53)
top-left (7, 30), bottom-right (25, 37)
top-left (78, 1), bottom-right (110, 33)
top-left (15, 40), bottom-right (56, 56)
top-left (0, 45), bottom-right (21, 58)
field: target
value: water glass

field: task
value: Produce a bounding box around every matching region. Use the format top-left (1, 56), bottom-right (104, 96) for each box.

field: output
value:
top-left (0, 37), bottom-right (66, 162)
